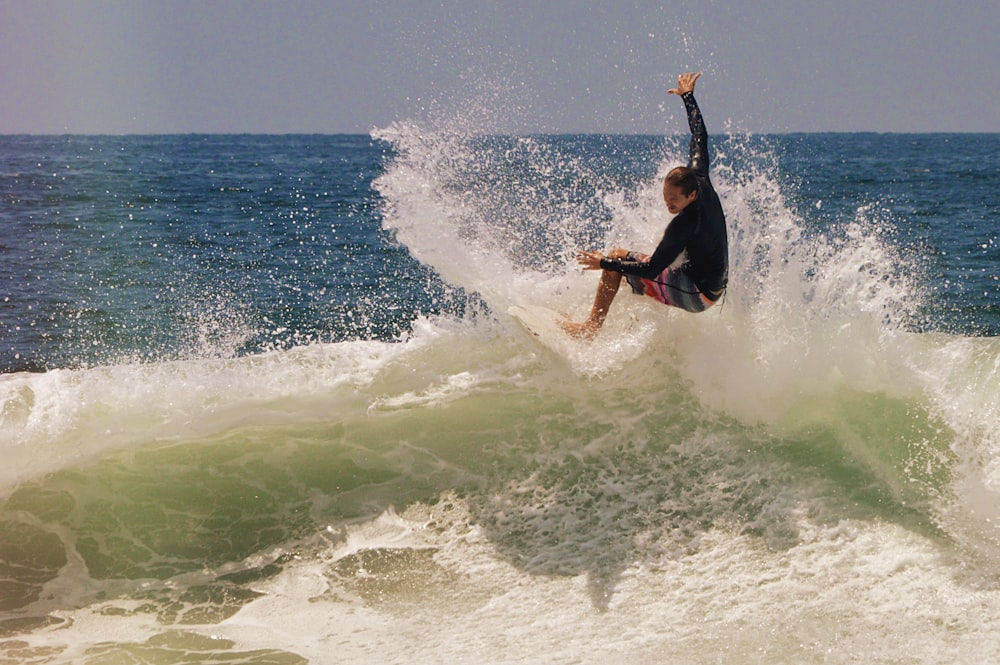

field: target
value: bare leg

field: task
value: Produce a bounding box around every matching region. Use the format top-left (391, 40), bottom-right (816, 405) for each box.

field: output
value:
top-left (560, 250), bottom-right (627, 340)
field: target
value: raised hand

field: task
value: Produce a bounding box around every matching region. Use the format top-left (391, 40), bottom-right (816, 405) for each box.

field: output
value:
top-left (668, 71), bottom-right (702, 96)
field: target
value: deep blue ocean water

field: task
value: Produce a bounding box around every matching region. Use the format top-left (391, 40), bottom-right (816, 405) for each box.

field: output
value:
top-left (3, 133), bottom-right (996, 373)
top-left (1, 135), bottom-right (454, 371)
top-left (0, 131), bottom-right (998, 663)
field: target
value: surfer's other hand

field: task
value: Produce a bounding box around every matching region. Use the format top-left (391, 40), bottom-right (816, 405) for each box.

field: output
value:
top-left (576, 249), bottom-right (604, 270)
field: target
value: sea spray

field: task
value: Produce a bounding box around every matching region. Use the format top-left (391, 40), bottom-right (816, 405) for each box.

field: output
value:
top-left (372, 119), bottom-right (1000, 559)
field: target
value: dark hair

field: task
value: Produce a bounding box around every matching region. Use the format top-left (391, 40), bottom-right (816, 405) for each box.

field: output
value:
top-left (664, 166), bottom-right (699, 196)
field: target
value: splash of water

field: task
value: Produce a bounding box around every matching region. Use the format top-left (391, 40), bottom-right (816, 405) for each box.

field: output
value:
top-left (372, 119), bottom-right (1000, 554)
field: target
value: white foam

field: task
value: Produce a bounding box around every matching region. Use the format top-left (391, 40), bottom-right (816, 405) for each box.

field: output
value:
top-left (42, 497), bottom-right (995, 665)
top-left (0, 315), bottom-right (508, 490)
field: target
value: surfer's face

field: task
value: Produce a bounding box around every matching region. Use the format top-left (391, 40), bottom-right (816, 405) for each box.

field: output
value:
top-left (663, 183), bottom-right (698, 215)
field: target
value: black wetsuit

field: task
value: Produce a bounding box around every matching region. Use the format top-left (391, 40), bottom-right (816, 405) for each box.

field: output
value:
top-left (599, 91), bottom-right (729, 300)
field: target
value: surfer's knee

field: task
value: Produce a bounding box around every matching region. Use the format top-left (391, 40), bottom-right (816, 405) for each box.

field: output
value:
top-left (607, 248), bottom-right (629, 260)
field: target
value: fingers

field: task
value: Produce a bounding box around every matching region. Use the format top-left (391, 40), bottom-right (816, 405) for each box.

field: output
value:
top-left (576, 249), bottom-right (604, 270)
top-left (669, 71), bottom-right (703, 95)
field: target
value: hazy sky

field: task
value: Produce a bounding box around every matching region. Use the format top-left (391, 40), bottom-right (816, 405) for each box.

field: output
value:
top-left (2, 0), bottom-right (998, 134)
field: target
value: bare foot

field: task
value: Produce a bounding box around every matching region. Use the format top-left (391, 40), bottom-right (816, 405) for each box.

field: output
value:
top-left (559, 318), bottom-right (598, 341)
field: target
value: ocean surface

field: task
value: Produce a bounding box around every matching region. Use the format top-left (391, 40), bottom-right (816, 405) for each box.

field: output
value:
top-left (1, 128), bottom-right (998, 664)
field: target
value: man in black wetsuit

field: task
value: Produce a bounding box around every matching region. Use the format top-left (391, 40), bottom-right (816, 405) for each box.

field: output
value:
top-left (561, 72), bottom-right (728, 339)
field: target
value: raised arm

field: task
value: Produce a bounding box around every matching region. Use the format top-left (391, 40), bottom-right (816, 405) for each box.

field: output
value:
top-left (668, 71), bottom-right (709, 176)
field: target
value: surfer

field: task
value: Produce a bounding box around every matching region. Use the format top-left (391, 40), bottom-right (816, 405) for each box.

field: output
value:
top-left (561, 71), bottom-right (728, 339)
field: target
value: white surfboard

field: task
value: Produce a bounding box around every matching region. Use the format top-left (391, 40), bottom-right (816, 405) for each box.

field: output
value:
top-left (508, 304), bottom-right (581, 357)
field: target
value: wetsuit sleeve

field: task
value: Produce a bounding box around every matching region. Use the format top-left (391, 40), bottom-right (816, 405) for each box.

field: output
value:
top-left (682, 92), bottom-right (709, 177)
top-left (598, 211), bottom-right (697, 279)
